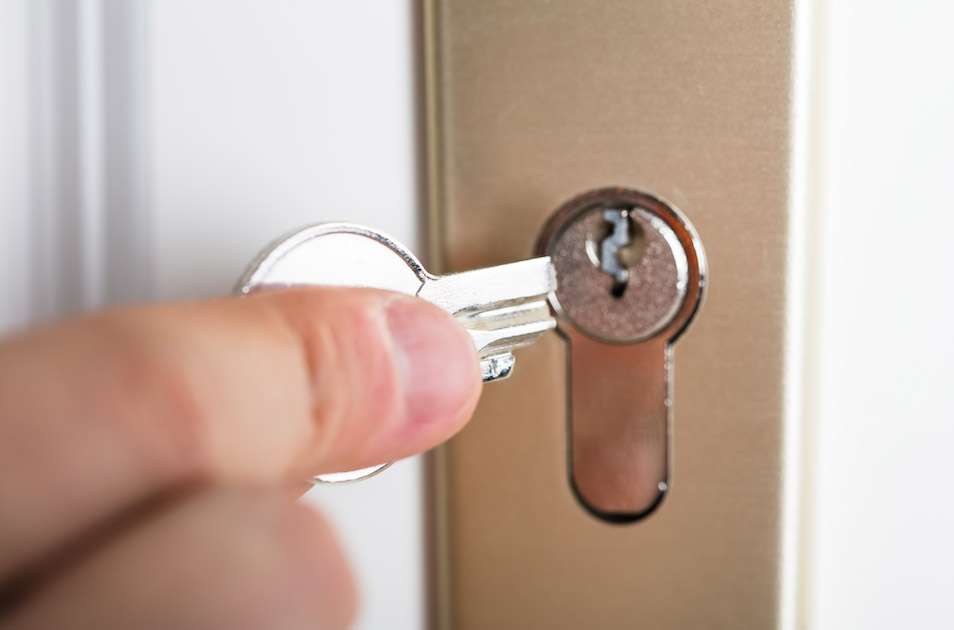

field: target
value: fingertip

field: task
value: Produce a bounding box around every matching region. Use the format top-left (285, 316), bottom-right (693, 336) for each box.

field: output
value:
top-left (386, 296), bottom-right (482, 436)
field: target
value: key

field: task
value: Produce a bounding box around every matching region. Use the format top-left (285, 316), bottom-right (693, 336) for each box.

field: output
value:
top-left (235, 222), bottom-right (556, 482)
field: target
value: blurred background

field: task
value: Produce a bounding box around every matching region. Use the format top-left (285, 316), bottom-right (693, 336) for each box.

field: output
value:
top-left (1, 1), bottom-right (952, 628)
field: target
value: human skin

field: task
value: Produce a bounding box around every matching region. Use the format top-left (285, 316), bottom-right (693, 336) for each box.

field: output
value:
top-left (0, 287), bottom-right (483, 629)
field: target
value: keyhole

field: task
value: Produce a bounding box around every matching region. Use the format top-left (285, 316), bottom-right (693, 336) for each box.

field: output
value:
top-left (594, 208), bottom-right (646, 298)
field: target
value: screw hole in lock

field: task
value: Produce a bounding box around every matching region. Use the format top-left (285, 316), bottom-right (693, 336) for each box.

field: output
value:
top-left (585, 207), bottom-right (647, 299)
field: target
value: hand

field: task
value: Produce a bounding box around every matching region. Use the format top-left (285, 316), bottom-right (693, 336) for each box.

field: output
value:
top-left (0, 288), bottom-right (482, 629)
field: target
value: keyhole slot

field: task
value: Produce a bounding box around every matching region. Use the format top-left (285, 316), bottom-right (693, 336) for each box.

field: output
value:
top-left (585, 208), bottom-right (647, 299)
top-left (609, 276), bottom-right (627, 298)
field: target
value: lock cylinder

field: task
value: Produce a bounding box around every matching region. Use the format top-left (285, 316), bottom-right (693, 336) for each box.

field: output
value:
top-left (538, 186), bottom-right (706, 522)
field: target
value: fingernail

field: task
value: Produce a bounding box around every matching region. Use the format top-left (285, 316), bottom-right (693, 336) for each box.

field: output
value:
top-left (386, 297), bottom-right (480, 424)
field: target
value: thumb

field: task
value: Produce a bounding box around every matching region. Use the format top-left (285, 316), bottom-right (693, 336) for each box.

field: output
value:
top-left (0, 287), bottom-right (481, 579)
top-left (249, 287), bottom-right (484, 476)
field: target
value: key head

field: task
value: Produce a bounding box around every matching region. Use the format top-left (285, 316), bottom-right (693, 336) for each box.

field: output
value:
top-left (236, 222), bottom-right (430, 297)
top-left (236, 223), bottom-right (428, 485)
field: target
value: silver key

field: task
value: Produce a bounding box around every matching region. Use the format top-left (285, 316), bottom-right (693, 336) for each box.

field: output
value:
top-left (235, 223), bottom-right (556, 482)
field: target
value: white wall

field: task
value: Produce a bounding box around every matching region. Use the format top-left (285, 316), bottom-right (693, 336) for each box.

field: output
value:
top-left (0, 0), bottom-right (32, 333)
top-left (810, 1), bottom-right (954, 628)
top-left (150, 3), bottom-right (425, 629)
top-left (1, 2), bottom-right (425, 627)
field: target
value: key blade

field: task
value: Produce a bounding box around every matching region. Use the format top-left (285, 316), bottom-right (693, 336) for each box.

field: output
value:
top-left (418, 257), bottom-right (557, 382)
top-left (463, 299), bottom-right (555, 355)
top-left (467, 302), bottom-right (555, 381)
top-left (418, 257), bottom-right (555, 314)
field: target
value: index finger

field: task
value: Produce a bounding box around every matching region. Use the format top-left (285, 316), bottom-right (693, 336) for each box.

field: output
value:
top-left (0, 287), bottom-right (481, 583)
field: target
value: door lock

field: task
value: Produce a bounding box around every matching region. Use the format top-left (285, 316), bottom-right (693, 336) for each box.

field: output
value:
top-left (538, 186), bottom-right (707, 522)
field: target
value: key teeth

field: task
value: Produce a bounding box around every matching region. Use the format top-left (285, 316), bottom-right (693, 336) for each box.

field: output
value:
top-left (481, 353), bottom-right (516, 382)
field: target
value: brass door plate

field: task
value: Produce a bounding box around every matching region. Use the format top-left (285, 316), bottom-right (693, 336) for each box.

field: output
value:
top-left (425, 1), bottom-right (818, 628)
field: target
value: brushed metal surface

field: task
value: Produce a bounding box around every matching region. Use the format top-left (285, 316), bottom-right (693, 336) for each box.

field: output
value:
top-left (426, 1), bottom-right (814, 628)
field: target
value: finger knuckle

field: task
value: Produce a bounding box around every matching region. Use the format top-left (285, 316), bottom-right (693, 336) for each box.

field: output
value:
top-left (290, 291), bottom-right (404, 459)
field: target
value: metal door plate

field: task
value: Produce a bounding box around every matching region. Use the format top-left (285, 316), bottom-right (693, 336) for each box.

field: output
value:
top-left (425, 2), bottom-right (818, 628)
